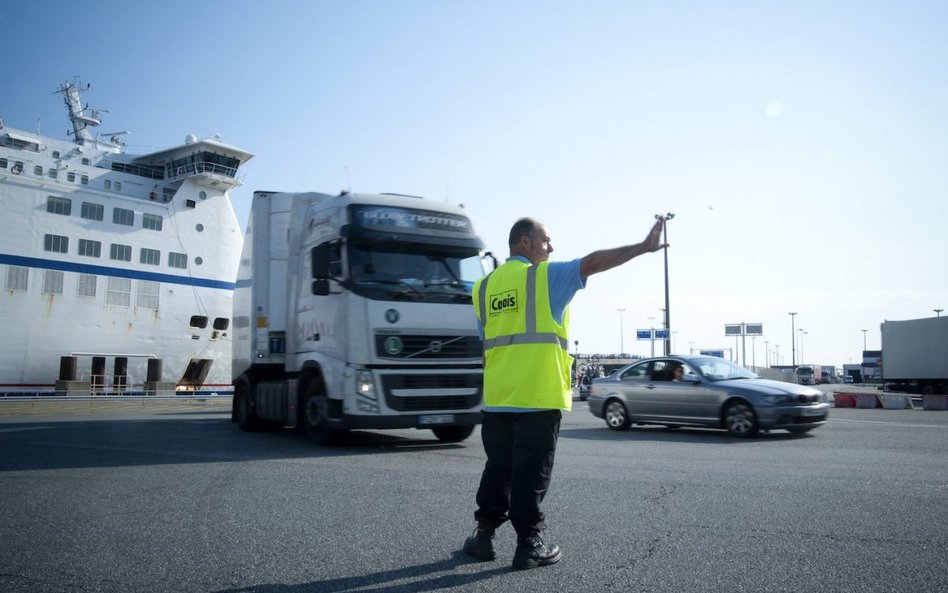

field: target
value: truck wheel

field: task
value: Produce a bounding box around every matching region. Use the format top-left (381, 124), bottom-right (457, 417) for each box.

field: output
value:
top-left (301, 383), bottom-right (348, 446)
top-left (431, 425), bottom-right (475, 443)
top-left (235, 380), bottom-right (260, 432)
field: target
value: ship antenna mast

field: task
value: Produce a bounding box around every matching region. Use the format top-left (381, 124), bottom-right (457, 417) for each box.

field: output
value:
top-left (55, 77), bottom-right (104, 146)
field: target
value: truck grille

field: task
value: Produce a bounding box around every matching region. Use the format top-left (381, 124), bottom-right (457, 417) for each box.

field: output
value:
top-left (380, 373), bottom-right (482, 412)
top-left (375, 334), bottom-right (482, 360)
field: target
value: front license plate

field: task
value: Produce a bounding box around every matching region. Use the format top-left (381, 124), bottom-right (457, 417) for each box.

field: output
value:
top-left (801, 407), bottom-right (825, 416)
top-left (418, 414), bottom-right (456, 425)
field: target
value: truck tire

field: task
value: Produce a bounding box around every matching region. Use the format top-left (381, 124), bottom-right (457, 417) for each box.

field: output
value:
top-left (301, 381), bottom-right (348, 446)
top-left (431, 425), bottom-right (475, 443)
top-left (235, 380), bottom-right (260, 432)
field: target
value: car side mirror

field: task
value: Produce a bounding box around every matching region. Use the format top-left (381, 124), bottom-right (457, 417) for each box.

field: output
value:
top-left (684, 372), bottom-right (701, 383)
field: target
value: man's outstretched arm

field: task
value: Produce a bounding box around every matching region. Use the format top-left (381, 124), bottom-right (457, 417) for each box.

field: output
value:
top-left (579, 218), bottom-right (667, 280)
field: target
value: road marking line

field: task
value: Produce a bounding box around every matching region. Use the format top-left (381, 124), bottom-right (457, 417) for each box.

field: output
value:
top-left (831, 418), bottom-right (947, 429)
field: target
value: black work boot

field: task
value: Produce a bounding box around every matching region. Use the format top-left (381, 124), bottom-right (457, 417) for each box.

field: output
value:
top-left (462, 526), bottom-right (496, 561)
top-left (512, 533), bottom-right (561, 570)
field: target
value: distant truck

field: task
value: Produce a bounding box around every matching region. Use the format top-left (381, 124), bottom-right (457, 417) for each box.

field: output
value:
top-left (795, 364), bottom-right (822, 385)
top-left (880, 316), bottom-right (948, 395)
top-left (231, 191), bottom-right (495, 444)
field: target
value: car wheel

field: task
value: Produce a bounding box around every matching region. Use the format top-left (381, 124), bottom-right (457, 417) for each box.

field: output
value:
top-left (301, 382), bottom-right (348, 446)
top-left (431, 425), bottom-right (475, 443)
top-left (787, 426), bottom-right (814, 435)
top-left (724, 401), bottom-right (759, 437)
top-left (604, 399), bottom-right (630, 431)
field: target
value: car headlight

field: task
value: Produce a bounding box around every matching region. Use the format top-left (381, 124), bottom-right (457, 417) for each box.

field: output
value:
top-left (762, 394), bottom-right (796, 404)
top-left (356, 370), bottom-right (377, 400)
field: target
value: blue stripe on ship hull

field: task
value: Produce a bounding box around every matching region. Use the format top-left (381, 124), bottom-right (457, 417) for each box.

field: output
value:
top-left (0, 253), bottom-right (236, 291)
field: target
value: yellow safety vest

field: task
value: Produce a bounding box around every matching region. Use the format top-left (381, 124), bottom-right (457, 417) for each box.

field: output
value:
top-left (473, 259), bottom-right (573, 410)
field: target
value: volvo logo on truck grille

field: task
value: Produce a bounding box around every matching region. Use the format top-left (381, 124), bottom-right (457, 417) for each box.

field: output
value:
top-left (385, 309), bottom-right (400, 324)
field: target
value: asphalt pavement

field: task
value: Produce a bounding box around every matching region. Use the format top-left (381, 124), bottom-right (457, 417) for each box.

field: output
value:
top-left (0, 397), bottom-right (946, 593)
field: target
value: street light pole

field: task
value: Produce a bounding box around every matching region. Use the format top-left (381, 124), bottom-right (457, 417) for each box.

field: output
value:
top-left (798, 329), bottom-right (806, 364)
top-left (861, 329), bottom-right (868, 351)
top-left (936, 309), bottom-right (944, 317)
top-left (617, 308), bottom-right (626, 355)
top-left (647, 315), bottom-right (655, 357)
top-left (655, 212), bottom-right (675, 355)
top-left (789, 312), bottom-right (797, 367)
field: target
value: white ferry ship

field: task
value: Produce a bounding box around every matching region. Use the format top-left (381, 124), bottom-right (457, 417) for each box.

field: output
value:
top-left (0, 79), bottom-right (252, 395)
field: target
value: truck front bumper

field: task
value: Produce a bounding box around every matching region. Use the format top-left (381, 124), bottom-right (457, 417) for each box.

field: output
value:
top-left (339, 411), bottom-right (483, 430)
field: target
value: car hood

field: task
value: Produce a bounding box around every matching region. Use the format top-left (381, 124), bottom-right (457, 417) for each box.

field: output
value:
top-left (710, 378), bottom-right (822, 397)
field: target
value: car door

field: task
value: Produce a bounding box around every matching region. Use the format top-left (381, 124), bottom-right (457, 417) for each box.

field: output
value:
top-left (640, 359), bottom-right (691, 421)
top-left (612, 362), bottom-right (655, 417)
top-left (663, 363), bottom-right (720, 425)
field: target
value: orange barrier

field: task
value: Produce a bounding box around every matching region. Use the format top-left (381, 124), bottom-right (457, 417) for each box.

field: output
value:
top-left (833, 392), bottom-right (857, 407)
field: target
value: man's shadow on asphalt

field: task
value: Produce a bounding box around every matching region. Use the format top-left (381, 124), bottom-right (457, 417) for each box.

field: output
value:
top-left (210, 552), bottom-right (512, 593)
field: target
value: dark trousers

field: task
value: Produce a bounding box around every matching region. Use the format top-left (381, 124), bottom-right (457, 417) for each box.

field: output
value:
top-left (474, 410), bottom-right (562, 539)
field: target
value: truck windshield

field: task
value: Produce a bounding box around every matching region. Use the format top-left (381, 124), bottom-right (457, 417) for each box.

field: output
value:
top-left (347, 244), bottom-right (485, 302)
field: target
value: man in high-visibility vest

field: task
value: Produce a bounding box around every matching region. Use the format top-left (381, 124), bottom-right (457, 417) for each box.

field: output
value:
top-left (463, 216), bottom-right (666, 570)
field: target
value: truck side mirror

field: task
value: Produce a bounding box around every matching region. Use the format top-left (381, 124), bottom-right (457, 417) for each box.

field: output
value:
top-left (312, 244), bottom-right (331, 295)
top-left (312, 244), bottom-right (330, 279)
top-left (312, 279), bottom-right (330, 296)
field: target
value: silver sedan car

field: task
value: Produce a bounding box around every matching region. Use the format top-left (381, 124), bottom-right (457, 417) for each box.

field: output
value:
top-left (587, 355), bottom-right (830, 437)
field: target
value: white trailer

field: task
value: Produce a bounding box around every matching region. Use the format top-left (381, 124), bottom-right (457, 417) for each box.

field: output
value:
top-left (231, 191), bottom-right (494, 444)
top-left (880, 316), bottom-right (948, 395)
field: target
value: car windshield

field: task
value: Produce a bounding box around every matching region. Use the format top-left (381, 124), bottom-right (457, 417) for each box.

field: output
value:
top-left (693, 357), bottom-right (757, 381)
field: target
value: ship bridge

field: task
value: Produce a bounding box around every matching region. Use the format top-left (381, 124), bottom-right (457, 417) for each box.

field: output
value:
top-left (132, 135), bottom-right (253, 190)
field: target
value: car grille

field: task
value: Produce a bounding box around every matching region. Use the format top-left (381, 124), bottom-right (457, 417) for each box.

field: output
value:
top-left (380, 373), bottom-right (482, 412)
top-left (375, 334), bottom-right (482, 359)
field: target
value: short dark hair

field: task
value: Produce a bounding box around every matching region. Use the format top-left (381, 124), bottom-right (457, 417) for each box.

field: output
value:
top-left (508, 217), bottom-right (541, 248)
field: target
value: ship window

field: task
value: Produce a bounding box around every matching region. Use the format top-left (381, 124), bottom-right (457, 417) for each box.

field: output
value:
top-left (186, 199), bottom-right (196, 208)
top-left (142, 213), bottom-right (163, 231)
top-left (5, 265), bottom-right (28, 291)
top-left (43, 270), bottom-right (64, 295)
top-left (47, 196), bottom-right (72, 216)
top-left (104, 179), bottom-right (111, 190)
top-left (199, 191), bottom-right (207, 200)
top-left (48, 168), bottom-right (57, 179)
top-left (81, 174), bottom-right (89, 185)
top-left (110, 243), bottom-right (132, 262)
top-left (67, 172), bottom-right (76, 183)
top-left (106, 277), bottom-right (131, 307)
top-left (81, 158), bottom-right (90, 166)
top-left (78, 239), bottom-right (102, 258)
top-left (113, 207), bottom-right (134, 226)
top-left (114, 181), bottom-right (121, 191)
top-left (194, 257), bottom-right (203, 266)
top-left (77, 274), bottom-right (97, 297)
top-left (3, 135), bottom-right (40, 152)
top-left (52, 150), bottom-right (61, 159)
top-left (195, 224), bottom-right (204, 232)
top-left (81, 202), bottom-right (104, 221)
top-left (0, 158), bottom-right (7, 168)
top-left (34, 165), bottom-right (44, 176)
top-left (168, 252), bottom-right (187, 269)
top-left (43, 234), bottom-right (69, 253)
top-left (190, 315), bottom-right (208, 329)
top-left (137, 280), bottom-right (160, 309)
top-left (140, 248), bottom-right (161, 266)
top-left (213, 317), bottom-right (230, 331)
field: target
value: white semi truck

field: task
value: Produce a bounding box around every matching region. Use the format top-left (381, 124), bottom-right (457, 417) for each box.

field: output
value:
top-left (880, 316), bottom-right (948, 395)
top-left (231, 191), bottom-right (494, 444)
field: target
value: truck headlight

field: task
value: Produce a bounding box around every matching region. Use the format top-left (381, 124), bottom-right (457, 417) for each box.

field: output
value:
top-left (356, 370), bottom-right (377, 400)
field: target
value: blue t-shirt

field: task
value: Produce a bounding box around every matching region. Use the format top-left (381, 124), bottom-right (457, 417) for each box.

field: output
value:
top-left (482, 256), bottom-right (586, 412)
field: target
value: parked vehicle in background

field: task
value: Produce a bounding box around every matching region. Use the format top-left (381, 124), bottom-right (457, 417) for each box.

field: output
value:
top-left (232, 190), bottom-right (494, 445)
top-left (880, 316), bottom-right (948, 395)
top-left (795, 364), bottom-right (822, 385)
top-left (587, 356), bottom-right (830, 437)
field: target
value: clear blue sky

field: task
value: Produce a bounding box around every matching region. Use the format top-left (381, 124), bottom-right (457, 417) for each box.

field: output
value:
top-left (3, 0), bottom-right (946, 368)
